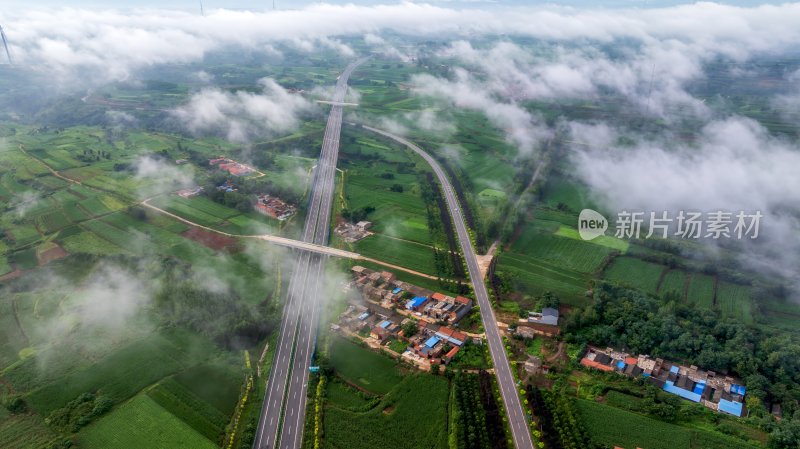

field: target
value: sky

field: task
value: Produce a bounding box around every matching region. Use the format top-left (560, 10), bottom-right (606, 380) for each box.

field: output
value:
top-left (0, 0), bottom-right (788, 10)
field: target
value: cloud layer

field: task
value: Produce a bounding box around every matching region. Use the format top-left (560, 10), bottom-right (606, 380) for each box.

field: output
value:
top-left (3, 3), bottom-right (800, 82)
top-left (172, 78), bottom-right (316, 142)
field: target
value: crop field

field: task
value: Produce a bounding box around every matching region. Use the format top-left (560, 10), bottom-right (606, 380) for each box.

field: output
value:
top-left (78, 196), bottom-right (115, 217)
top-left (0, 414), bottom-right (61, 449)
top-left (153, 197), bottom-right (226, 227)
top-left (61, 230), bottom-right (127, 255)
top-left (540, 176), bottom-right (599, 214)
top-left (35, 210), bottom-right (72, 233)
top-left (24, 330), bottom-right (214, 415)
top-left (658, 269), bottom-right (689, 298)
top-left (510, 223), bottom-right (614, 273)
top-left (146, 377), bottom-right (229, 442)
top-left (328, 336), bottom-right (403, 395)
top-left (79, 394), bottom-right (218, 449)
top-left (603, 256), bottom-right (666, 295)
top-left (687, 274), bottom-right (716, 308)
top-left (554, 225), bottom-right (629, 252)
top-left (7, 224), bottom-right (41, 248)
top-left (577, 399), bottom-right (759, 449)
top-left (339, 131), bottom-right (434, 240)
top-left (760, 296), bottom-right (800, 330)
top-left (716, 282), bottom-right (754, 324)
top-left (323, 374), bottom-right (449, 449)
top-left (81, 219), bottom-right (147, 254)
top-left (172, 363), bottom-right (241, 415)
top-left (355, 234), bottom-right (436, 276)
top-left (326, 379), bottom-right (378, 410)
top-left (496, 251), bottom-right (589, 305)
top-left (176, 196), bottom-right (241, 220)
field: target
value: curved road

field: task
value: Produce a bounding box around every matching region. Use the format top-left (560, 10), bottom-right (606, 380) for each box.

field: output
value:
top-left (253, 58), bottom-right (367, 449)
top-left (363, 125), bottom-right (535, 449)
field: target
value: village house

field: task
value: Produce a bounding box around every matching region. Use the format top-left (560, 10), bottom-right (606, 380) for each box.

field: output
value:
top-left (209, 157), bottom-right (255, 177)
top-left (580, 346), bottom-right (747, 417)
top-left (528, 307), bottom-right (559, 326)
top-left (349, 265), bottom-right (474, 325)
top-left (254, 194), bottom-right (296, 220)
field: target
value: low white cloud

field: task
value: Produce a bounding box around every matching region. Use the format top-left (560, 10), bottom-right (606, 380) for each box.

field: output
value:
top-left (3, 3), bottom-right (800, 84)
top-left (10, 190), bottom-right (41, 219)
top-left (134, 155), bottom-right (195, 198)
top-left (413, 68), bottom-right (551, 155)
top-left (172, 77), bottom-right (315, 142)
top-left (569, 117), bottom-right (800, 281)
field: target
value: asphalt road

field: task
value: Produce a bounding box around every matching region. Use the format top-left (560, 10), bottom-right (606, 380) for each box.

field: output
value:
top-left (363, 125), bottom-right (535, 449)
top-left (253, 58), bottom-right (366, 449)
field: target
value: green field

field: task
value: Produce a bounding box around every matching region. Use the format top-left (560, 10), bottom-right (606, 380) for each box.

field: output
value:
top-left (79, 394), bottom-right (218, 449)
top-left (0, 414), bottom-right (61, 449)
top-left (146, 376), bottom-right (229, 442)
top-left (341, 147), bottom-right (432, 245)
top-left (687, 274), bottom-right (716, 308)
top-left (326, 379), bottom-right (379, 410)
top-left (24, 331), bottom-right (213, 415)
top-left (323, 374), bottom-right (449, 449)
top-left (604, 256), bottom-right (666, 295)
top-left (577, 399), bottom-right (759, 449)
top-left (354, 234), bottom-right (436, 276)
top-left (659, 269), bottom-right (689, 298)
top-left (717, 282), bottom-right (754, 324)
top-left (509, 224), bottom-right (614, 274)
top-left (328, 337), bottom-right (404, 395)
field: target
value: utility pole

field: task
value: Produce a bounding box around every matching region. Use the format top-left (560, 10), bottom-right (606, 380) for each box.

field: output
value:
top-left (199, 0), bottom-right (204, 16)
top-left (0, 25), bottom-right (12, 65)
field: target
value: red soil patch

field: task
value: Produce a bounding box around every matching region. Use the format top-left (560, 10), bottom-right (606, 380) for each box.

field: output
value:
top-left (38, 245), bottom-right (69, 265)
top-left (0, 269), bottom-right (24, 283)
top-left (181, 227), bottom-right (241, 252)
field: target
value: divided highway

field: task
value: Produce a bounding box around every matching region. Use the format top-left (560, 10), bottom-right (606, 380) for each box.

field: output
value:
top-left (363, 125), bottom-right (535, 449)
top-left (253, 58), bottom-right (367, 449)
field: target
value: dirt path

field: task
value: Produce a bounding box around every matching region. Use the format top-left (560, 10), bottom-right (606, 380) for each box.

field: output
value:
top-left (546, 341), bottom-right (566, 363)
top-left (19, 144), bottom-right (82, 185)
top-left (11, 299), bottom-right (30, 346)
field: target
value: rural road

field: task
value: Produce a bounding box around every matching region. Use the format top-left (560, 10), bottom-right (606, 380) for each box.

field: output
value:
top-left (253, 57), bottom-right (367, 449)
top-left (363, 125), bottom-right (535, 449)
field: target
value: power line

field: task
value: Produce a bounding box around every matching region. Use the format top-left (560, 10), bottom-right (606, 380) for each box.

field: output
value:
top-left (0, 25), bottom-right (12, 65)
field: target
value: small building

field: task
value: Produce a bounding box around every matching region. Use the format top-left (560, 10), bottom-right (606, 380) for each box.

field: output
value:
top-left (406, 296), bottom-right (429, 311)
top-left (524, 355), bottom-right (543, 374)
top-left (356, 221), bottom-right (372, 231)
top-left (371, 325), bottom-right (391, 342)
top-left (176, 186), bottom-right (203, 198)
top-left (442, 345), bottom-right (461, 364)
top-left (529, 307), bottom-right (559, 326)
top-left (254, 194), bottom-right (296, 220)
top-left (217, 180), bottom-right (237, 192)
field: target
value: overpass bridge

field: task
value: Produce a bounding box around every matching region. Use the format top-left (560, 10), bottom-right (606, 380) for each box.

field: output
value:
top-left (141, 199), bottom-right (361, 259)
